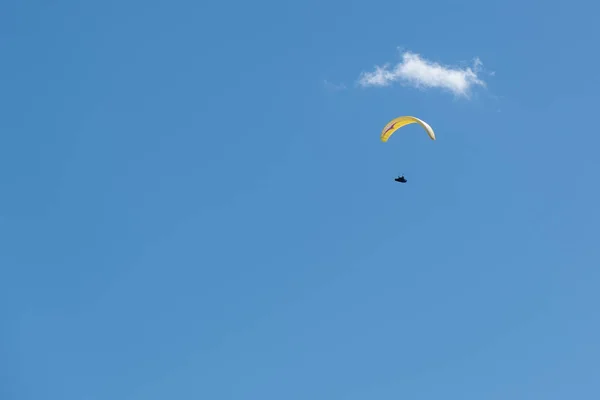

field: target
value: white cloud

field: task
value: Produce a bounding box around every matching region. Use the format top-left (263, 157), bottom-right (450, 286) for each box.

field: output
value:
top-left (323, 79), bottom-right (347, 91)
top-left (357, 50), bottom-right (486, 98)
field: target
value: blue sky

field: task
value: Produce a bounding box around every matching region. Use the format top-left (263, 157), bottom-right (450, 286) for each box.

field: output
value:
top-left (2, 0), bottom-right (600, 399)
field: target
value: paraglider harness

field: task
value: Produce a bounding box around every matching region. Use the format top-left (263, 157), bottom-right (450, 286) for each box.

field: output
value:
top-left (394, 175), bottom-right (407, 183)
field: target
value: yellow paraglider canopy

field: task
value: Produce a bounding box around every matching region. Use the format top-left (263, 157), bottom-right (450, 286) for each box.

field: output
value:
top-left (380, 116), bottom-right (436, 142)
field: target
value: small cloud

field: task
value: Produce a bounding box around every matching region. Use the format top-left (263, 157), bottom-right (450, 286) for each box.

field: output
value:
top-left (323, 79), bottom-right (347, 91)
top-left (357, 50), bottom-right (487, 98)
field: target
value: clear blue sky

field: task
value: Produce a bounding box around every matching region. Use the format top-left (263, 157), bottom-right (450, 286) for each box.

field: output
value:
top-left (2, 0), bottom-right (599, 399)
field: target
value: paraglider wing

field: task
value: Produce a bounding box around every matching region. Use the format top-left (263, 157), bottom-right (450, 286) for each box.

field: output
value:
top-left (380, 116), bottom-right (436, 142)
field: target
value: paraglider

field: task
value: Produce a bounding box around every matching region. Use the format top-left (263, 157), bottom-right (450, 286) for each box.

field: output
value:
top-left (381, 115), bottom-right (436, 142)
top-left (381, 116), bottom-right (435, 183)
